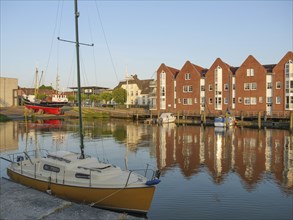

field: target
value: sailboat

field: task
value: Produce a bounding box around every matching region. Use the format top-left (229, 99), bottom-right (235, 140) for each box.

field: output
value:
top-left (2, 0), bottom-right (160, 214)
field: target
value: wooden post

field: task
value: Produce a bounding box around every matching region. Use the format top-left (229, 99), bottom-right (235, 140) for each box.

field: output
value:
top-left (258, 111), bottom-right (261, 129)
top-left (290, 111), bottom-right (293, 131)
top-left (177, 111), bottom-right (180, 124)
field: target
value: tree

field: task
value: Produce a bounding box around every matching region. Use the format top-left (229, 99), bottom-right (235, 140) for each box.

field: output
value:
top-left (39, 84), bottom-right (53, 90)
top-left (100, 92), bottom-right (113, 103)
top-left (112, 88), bottom-right (126, 104)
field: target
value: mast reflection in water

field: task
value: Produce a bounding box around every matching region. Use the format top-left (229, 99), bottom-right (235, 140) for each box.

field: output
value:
top-left (0, 120), bottom-right (292, 219)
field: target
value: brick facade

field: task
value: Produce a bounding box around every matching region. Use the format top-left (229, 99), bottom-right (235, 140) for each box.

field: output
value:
top-left (155, 51), bottom-right (293, 116)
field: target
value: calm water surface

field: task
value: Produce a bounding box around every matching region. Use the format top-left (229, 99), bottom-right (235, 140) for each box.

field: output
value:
top-left (0, 119), bottom-right (292, 220)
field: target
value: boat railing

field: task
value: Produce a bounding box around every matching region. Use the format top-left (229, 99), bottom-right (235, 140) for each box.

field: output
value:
top-left (125, 164), bottom-right (161, 187)
top-left (1, 149), bottom-right (49, 164)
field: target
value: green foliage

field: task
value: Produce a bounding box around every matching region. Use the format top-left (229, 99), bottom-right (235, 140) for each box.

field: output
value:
top-left (36, 93), bottom-right (46, 100)
top-left (100, 92), bottom-right (113, 103)
top-left (39, 84), bottom-right (53, 90)
top-left (67, 95), bottom-right (75, 102)
top-left (0, 114), bottom-right (10, 122)
top-left (112, 88), bottom-right (126, 104)
top-left (81, 93), bottom-right (87, 101)
top-left (89, 94), bottom-right (100, 102)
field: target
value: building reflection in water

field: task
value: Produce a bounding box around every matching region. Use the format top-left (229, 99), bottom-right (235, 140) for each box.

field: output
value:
top-left (0, 121), bottom-right (18, 152)
top-left (154, 124), bottom-right (292, 192)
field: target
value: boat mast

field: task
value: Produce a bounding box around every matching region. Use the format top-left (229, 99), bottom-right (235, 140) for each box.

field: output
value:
top-left (74, 0), bottom-right (85, 159)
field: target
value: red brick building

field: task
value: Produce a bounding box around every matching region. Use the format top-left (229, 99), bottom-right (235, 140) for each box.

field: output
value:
top-left (176, 61), bottom-right (206, 114)
top-left (156, 63), bottom-right (179, 112)
top-left (205, 58), bottom-right (234, 115)
top-left (154, 51), bottom-right (293, 117)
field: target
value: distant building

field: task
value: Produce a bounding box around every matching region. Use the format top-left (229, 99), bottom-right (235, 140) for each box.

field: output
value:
top-left (0, 77), bottom-right (18, 107)
top-left (115, 74), bottom-right (153, 107)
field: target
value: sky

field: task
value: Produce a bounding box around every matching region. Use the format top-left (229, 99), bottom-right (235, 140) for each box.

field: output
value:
top-left (1, 0), bottom-right (292, 91)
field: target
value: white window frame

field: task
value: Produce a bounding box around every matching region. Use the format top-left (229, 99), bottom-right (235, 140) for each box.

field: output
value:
top-left (276, 81), bottom-right (281, 89)
top-left (185, 73), bottom-right (191, 80)
top-left (238, 97), bottom-right (242, 103)
top-left (251, 97), bottom-right (257, 105)
top-left (244, 97), bottom-right (250, 105)
top-left (276, 96), bottom-right (281, 104)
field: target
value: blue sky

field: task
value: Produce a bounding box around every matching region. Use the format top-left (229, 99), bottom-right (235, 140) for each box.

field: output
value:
top-left (1, 0), bottom-right (292, 90)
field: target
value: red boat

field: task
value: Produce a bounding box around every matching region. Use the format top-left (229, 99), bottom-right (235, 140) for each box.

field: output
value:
top-left (23, 94), bottom-right (68, 115)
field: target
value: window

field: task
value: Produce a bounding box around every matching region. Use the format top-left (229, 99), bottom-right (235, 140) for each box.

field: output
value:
top-left (185, 73), bottom-right (191, 80)
top-left (276, 96), bottom-right (281, 104)
top-left (75, 173), bottom-right (90, 179)
top-left (209, 84), bottom-right (213, 91)
top-left (178, 98), bottom-right (181, 103)
top-left (267, 82), bottom-right (272, 89)
top-left (183, 98), bottom-right (192, 105)
top-left (244, 83), bottom-right (250, 90)
top-left (244, 97), bottom-right (250, 105)
top-left (251, 83), bottom-right (257, 90)
top-left (224, 84), bottom-right (229, 91)
top-left (224, 97), bottom-right (228, 104)
top-left (233, 98), bottom-right (236, 104)
top-left (259, 97), bottom-right (263, 103)
top-left (183, 85), bottom-right (193, 92)
top-left (251, 97), bottom-right (257, 105)
top-left (276, 81), bottom-right (281, 89)
top-left (247, 68), bottom-right (254, 76)
top-left (238, 97), bottom-right (242, 103)
top-left (43, 164), bottom-right (60, 173)
top-left (160, 87), bottom-right (165, 96)
top-left (201, 85), bottom-right (205, 91)
top-left (267, 97), bottom-right (272, 103)
top-left (136, 91), bottom-right (138, 96)
top-left (209, 98), bottom-right (213, 104)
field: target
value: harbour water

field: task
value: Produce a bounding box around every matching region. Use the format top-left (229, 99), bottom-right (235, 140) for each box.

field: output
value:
top-left (0, 119), bottom-right (292, 219)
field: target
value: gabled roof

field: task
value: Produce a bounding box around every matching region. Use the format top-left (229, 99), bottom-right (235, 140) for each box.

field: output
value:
top-left (115, 74), bottom-right (154, 95)
top-left (158, 63), bottom-right (180, 78)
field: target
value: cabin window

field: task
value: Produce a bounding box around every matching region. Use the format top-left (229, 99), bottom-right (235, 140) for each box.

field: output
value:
top-left (75, 173), bottom-right (90, 179)
top-left (43, 164), bottom-right (60, 173)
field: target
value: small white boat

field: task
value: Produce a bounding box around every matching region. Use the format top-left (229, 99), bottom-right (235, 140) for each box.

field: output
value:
top-left (158, 113), bottom-right (176, 124)
top-left (214, 116), bottom-right (235, 127)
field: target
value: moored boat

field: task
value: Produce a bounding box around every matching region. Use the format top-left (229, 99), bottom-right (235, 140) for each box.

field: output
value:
top-left (23, 94), bottom-right (68, 115)
top-left (158, 113), bottom-right (176, 124)
top-left (214, 116), bottom-right (235, 127)
top-left (4, 150), bottom-right (160, 213)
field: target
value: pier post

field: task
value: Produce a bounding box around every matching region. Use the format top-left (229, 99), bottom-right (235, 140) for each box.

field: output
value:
top-left (258, 112), bottom-right (261, 129)
top-left (290, 111), bottom-right (293, 131)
